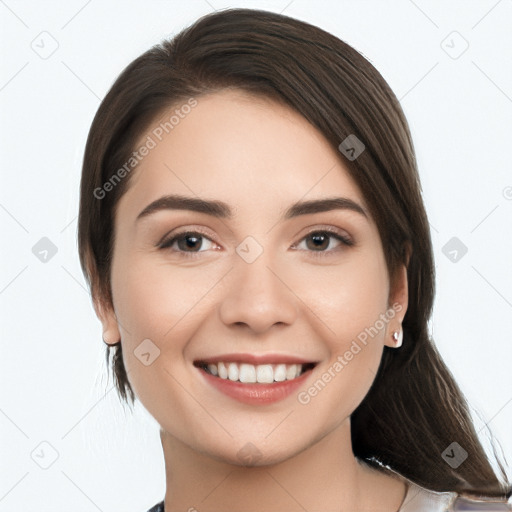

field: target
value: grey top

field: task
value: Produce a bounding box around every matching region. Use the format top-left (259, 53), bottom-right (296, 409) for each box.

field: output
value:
top-left (399, 479), bottom-right (456, 511)
top-left (399, 479), bottom-right (512, 511)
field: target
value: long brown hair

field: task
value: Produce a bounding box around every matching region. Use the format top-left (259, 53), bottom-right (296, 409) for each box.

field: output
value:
top-left (77, 7), bottom-right (511, 500)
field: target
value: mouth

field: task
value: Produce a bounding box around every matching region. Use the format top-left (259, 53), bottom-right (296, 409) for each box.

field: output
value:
top-left (193, 360), bottom-right (318, 384)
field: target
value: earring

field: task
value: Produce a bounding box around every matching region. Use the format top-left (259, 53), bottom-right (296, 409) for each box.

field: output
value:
top-left (391, 327), bottom-right (403, 348)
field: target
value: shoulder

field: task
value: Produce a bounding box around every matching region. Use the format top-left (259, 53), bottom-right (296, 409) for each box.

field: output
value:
top-left (400, 481), bottom-right (512, 512)
top-left (145, 500), bottom-right (164, 512)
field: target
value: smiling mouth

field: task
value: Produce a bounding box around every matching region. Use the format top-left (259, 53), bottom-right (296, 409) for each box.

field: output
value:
top-left (193, 361), bottom-right (317, 383)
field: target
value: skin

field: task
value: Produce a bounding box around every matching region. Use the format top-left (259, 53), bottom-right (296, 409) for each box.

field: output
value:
top-left (96, 89), bottom-right (410, 511)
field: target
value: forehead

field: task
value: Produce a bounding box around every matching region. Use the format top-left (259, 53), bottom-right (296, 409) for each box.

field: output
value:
top-left (121, 89), bottom-right (366, 219)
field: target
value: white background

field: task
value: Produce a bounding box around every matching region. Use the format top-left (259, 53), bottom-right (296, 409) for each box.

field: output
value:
top-left (1, 0), bottom-right (511, 510)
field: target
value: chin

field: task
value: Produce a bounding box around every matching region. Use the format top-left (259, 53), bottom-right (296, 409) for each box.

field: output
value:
top-left (202, 441), bottom-right (299, 469)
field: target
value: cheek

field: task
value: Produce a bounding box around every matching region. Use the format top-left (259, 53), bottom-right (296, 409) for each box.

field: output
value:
top-left (109, 255), bottom-right (205, 408)
top-left (294, 254), bottom-right (390, 419)
top-left (111, 254), bottom-right (207, 339)
top-left (109, 253), bottom-right (227, 397)
top-left (306, 251), bottom-right (390, 344)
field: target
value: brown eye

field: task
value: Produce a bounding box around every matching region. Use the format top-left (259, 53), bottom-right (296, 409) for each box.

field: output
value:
top-left (305, 232), bottom-right (331, 251)
top-left (294, 229), bottom-right (353, 257)
top-left (160, 231), bottom-right (216, 254)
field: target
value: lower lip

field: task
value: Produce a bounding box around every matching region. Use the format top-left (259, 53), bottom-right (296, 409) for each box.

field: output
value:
top-left (196, 366), bottom-right (315, 405)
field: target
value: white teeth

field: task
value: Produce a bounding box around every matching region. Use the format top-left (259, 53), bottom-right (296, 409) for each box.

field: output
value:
top-left (239, 363), bottom-right (256, 383)
top-left (273, 364), bottom-right (287, 382)
top-left (217, 362), bottom-right (228, 379)
top-left (256, 364), bottom-right (274, 383)
top-left (228, 362), bottom-right (239, 381)
top-left (202, 361), bottom-right (309, 383)
top-left (286, 365), bottom-right (298, 380)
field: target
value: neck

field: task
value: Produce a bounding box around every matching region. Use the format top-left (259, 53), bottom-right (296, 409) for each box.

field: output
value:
top-left (160, 419), bottom-right (405, 512)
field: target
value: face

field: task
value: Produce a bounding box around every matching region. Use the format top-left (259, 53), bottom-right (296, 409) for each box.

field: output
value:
top-left (97, 88), bottom-right (407, 466)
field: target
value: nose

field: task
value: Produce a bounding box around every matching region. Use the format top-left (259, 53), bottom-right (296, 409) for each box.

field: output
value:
top-left (218, 249), bottom-right (298, 334)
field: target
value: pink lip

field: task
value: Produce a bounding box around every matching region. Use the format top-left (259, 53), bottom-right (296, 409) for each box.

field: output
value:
top-left (194, 353), bottom-right (317, 365)
top-left (195, 364), bottom-right (316, 405)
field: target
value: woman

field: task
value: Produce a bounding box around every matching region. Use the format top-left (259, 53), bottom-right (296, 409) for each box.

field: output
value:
top-left (77, 8), bottom-right (512, 511)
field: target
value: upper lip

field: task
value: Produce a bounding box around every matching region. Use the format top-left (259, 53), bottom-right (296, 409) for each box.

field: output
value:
top-left (194, 353), bottom-right (319, 366)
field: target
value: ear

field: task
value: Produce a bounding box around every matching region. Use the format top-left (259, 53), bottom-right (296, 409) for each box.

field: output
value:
top-left (93, 293), bottom-right (121, 345)
top-left (85, 249), bottom-right (121, 345)
top-left (384, 261), bottom-right (409, 349)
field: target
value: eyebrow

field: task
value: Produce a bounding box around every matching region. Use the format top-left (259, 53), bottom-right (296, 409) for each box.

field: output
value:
top-left (136, 194), bottom-right (368, 222)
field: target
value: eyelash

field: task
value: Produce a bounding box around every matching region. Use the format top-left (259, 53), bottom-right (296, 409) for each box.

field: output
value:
top-left (158, 227), bottom-right (354, 259)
